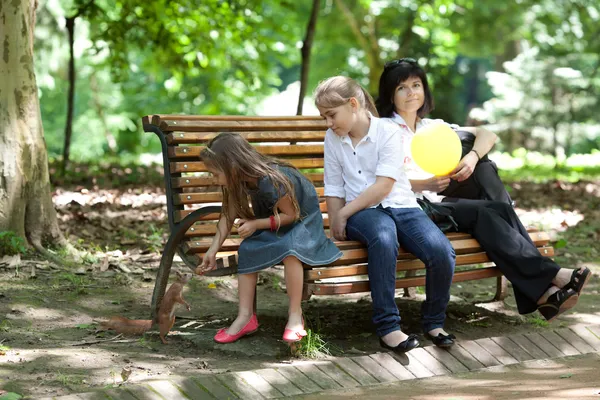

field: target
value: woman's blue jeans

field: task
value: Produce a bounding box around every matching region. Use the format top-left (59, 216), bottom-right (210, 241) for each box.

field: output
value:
top-left (346, 206), bottom-right (456, 336)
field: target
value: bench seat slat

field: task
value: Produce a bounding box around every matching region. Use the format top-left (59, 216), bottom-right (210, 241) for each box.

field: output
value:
top-left (304, 247), bottom-right (554, 280)
top-left (306, 267), bottom-right (504, 296)
top-left (177, 232), bottom-right (484, 252)
top-left (190, 234), bottom-right (551, 266)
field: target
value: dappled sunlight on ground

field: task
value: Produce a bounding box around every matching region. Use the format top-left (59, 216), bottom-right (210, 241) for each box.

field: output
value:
top-left (516, 207), bottom-right (584, 235)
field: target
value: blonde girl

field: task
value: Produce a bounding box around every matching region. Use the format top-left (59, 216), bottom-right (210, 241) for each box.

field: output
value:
top-left (316, 76), bottom-right (457, 351)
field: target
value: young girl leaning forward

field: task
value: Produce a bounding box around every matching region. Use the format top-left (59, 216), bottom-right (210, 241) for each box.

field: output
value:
top-left (315, 76), bottom-right (457, 352)
top-left (197, 132), bottom-right (342, 343)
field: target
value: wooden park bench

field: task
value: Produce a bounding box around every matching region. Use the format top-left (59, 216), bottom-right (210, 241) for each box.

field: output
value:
top-left (142, 115), bottom-right (555, 318)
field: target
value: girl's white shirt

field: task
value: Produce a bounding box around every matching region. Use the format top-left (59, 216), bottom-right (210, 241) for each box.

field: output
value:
top-left (323, 114), bottom-right (419, 209)
top-left (384, 112), bottom-right (459, 202)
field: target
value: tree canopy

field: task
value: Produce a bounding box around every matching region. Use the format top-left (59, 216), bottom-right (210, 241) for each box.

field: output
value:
top-left (34, 0), bottom-right (599, 160)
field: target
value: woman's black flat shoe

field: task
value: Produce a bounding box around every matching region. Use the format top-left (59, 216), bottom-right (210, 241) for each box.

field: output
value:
top-left (537, 287), bottom-right (579, 322)
top-left (565, 267), bottom-right (592, 295)
top-left (425, 332), bottom-right (456, 348)
top-left (379, 334), bottom-right (420, 354)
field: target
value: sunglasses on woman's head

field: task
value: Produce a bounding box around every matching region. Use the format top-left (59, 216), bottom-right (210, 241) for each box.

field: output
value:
top-left (384, 58), bottom-right (418, 69)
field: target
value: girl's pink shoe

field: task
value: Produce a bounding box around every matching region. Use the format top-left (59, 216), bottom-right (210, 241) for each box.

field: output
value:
top-left (214, 314), bottom-right (259, 344)
top-left (283, 322), bottom-right (307, 343)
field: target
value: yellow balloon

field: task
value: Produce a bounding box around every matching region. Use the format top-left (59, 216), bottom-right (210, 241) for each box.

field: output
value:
top-left (410, 124), bottom-right (462, 176)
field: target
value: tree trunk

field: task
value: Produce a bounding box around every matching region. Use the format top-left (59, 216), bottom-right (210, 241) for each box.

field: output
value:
top-left (334, 0), bottom-right (382, 93)
top-left (297, 0), bottom-right (321, 115)
top-left (0, 0), bottom-right (64, 249)
top-left (90, 72), bottom-right (117, 153)
top-left (62, 15), bottom-right (76, 171)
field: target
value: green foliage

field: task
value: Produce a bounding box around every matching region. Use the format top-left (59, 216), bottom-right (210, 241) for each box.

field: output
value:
top-left (0, 232), bottom-right (27, 256)
top-left (0, 392), bottom-right (23, 400)
top-left (495, 149), bottom-right (600, 182)
top-left (32, 0), bottom-right (599, 163)
top-left (472, 48), bottom-right (599, 156)
top-left (146, 224), bottom-right (165, 253)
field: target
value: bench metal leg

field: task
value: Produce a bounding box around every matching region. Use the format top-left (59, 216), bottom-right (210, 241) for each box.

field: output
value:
top-left (150, 205), bottom-right (222, 320)
top-left (494, 275), bottom-right (508, 301)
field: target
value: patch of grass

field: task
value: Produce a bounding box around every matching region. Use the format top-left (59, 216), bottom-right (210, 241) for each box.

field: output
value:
top-left (295, 329), bottom-right (335, 359)
top-left (0, 319), bottom-right (13, 332)
top-left (113, 273), bottom-right (133, 286)
top-left (56, 371), bottom-right (85, 387)
top-left (0, 231), bottom-right (27, 256)
top-left (76, 323), bottom-right (96, 330)
top-left (527, 316), bottom-right (550, 328)
top-left (137, 336), bottom-right (154, 349)
top-left (147, 224), bottom-right (165, 252)
top-left (53, 272), bottom-right (92, 295)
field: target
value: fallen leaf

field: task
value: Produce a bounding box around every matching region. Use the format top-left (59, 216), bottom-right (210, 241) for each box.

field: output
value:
top-left (121, 367), bottom-right (132, 382)
top-left (100, 255), bottom-right (110, 272)
top-left (208, 283), bottom-right (217, 289)
top-left (0, 255), bottom-right (21, 269)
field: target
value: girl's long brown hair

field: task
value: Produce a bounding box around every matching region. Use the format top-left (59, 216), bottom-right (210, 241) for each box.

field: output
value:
top-left (200, 132), bottom-right (300, 225)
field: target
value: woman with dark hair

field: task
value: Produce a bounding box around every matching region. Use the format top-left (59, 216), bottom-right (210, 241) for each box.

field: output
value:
top-left (376, 58), bottom-right (512, 204)
top-left (374, 59), bottom-right (591, 323)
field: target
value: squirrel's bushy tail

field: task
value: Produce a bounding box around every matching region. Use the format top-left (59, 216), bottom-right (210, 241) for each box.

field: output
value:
top-left (101, 316), bottom-right (153, 335)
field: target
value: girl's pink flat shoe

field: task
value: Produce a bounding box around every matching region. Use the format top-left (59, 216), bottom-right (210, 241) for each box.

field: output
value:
top-left (214, 314), bottom-right (259, 344)
top-left (283, 321), bottom-right (307, 343)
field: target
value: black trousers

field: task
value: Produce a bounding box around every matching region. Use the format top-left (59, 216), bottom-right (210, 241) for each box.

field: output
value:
top-left (439, 200), bottom-right (560, 314)
top-left (440, 161), bottom-right (513, 205)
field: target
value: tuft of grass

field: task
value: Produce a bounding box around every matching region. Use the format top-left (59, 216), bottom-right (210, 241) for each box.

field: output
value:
top-left (528, 316), bottom-right (550, 328)
top-left (53, 272), bottom-right (91, 295)
top-left (295, 329), bottom-right (333, 359)
top-left (147, 224), bottom-right (165, 252)
top-left (0, 319), bottom-right (14, 332)
top-left (0, 231), bottom-right (27, 256)
top-left (56, 371), bottom-right (85, 387)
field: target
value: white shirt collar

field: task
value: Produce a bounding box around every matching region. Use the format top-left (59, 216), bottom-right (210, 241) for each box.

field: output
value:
top-left (391, 112), bottom-right (421, 133)
top-left (338, 112), bottom-right (378, 144)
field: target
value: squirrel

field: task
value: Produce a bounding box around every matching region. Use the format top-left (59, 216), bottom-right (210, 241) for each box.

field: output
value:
top-left (101, 270), bottom-right (192, 344)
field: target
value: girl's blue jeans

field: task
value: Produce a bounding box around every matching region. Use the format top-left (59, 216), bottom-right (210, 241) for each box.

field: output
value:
top-left (346, 206), bottom-right (456, 336)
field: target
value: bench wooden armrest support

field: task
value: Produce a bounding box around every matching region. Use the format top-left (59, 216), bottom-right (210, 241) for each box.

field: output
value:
top-left (142, 114), bottom-right (555, 319)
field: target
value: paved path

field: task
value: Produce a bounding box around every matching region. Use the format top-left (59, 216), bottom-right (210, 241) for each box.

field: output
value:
top-left (45, 325), bottom-right (600, 400)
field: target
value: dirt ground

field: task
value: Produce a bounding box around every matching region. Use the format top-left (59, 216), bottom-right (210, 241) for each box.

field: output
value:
top-left (0, 180), bottom-right (599, 399)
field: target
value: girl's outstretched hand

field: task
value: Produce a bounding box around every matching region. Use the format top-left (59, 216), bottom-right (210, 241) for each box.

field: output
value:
top-left (196, 249), bottom-right (217, 275)
top-left (237, 219), bottom-right (257, 239)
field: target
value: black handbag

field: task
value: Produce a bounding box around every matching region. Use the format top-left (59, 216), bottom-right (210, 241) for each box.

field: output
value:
top-left (416, 197), bottom-right (459, 233)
